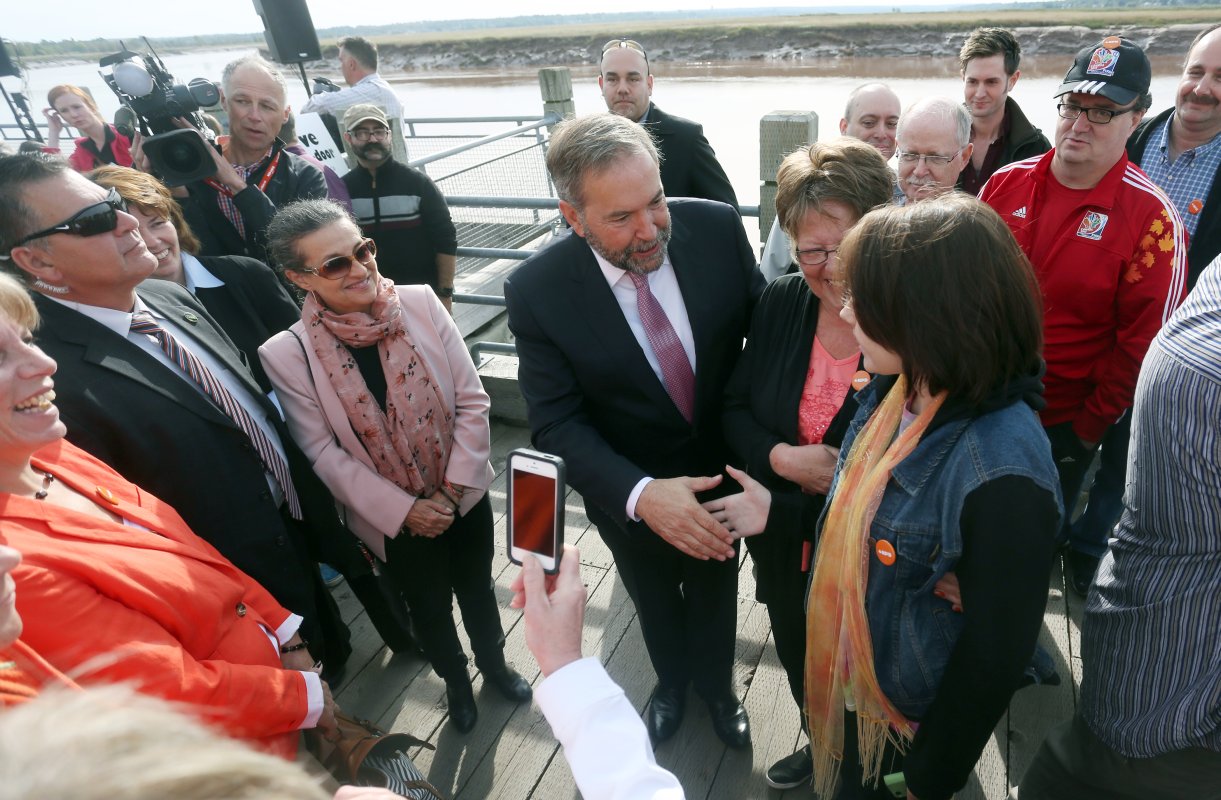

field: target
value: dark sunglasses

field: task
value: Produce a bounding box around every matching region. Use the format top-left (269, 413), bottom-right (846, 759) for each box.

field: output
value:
top-left (299, 238), bottom-right (377, 280)
top-left (1, 188), bottom-right (127, 260)
top-left (601, 38), bottom-right (649, 70)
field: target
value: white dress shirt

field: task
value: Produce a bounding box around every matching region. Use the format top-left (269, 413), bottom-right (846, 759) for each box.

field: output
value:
top-left (300, 73), bottom-right (404, 120)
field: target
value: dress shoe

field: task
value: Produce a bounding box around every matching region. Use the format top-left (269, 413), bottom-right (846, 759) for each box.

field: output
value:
top-left (445, 674), bottom-right (478, 733)
top-left (1067, 549), bottom-right (1101, 598)
top-left (705, 694), bottom-right (751, 748)
top-left (483, 664), bottom-right (533, 702)
top-left (766, 744), bottom-right (812, 789)
top-left (646, 684), bottom-right (686, 745)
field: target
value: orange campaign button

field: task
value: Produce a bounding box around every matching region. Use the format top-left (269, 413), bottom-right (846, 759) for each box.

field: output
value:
top-left (1189, 199), bottom-right (1204, 215)
top-left (851, 370), bottom-right (872, 391)
top-left (875, 539), bottom-right (897, 566)
top-left (95, 486), bottom-right (119, 505)
top-left (1102, 35), bottom-right (1122, 49)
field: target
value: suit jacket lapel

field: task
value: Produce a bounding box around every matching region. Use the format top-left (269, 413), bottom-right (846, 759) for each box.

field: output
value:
top-left (667, 213), bottom-right (714, 426)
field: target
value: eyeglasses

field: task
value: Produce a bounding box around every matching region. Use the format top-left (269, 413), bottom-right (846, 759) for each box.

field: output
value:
top-left (1, 187), bottom-right (127, 260)
top-left (349, 127), bottom-right (390, 142)
top-left (299, 238), bottom-right (377, 280)
top-left (896, 150), bottom-right (962, 167)
top-left (1056, 102), bottom-right (1136, 125)
top-left (793, 246), bottom-right (839, 267)
top-left (601, 38), bottom-right (648, 59)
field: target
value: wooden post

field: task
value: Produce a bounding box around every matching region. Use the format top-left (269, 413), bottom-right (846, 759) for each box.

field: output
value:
top-left (538, 68), bottom-right (575, 127)
top-left (758, 111), bottom-right (818, 240)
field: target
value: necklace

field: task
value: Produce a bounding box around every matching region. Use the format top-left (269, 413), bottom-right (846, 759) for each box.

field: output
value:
top-left (34, 471), bottom-right (54, 500)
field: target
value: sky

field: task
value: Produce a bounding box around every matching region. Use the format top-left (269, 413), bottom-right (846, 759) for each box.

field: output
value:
top-left (6, 1), bottom-right (1003, 43)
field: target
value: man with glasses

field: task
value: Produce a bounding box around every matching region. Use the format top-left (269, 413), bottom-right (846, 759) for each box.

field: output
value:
top-left (0, 154), bottom-right (355, 682)
top-left (980, 36), bottom-right (1186, 596)
top-left (340, 105), bottom-right (457, 310)
top-left (599, 38), bottom-right (738, 209)
top-left (896, 96), bottom-right (974, 203)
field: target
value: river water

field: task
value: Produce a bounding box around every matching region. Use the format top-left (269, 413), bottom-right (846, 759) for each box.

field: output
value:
top-left (15, 47), bottom-right (1184, 215)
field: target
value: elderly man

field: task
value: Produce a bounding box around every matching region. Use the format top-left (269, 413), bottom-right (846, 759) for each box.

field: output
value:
top-left (981, 36), bottom-right (1186, 596)
top-left (759, 82), bottom-right (902, 281)
top-left (599, 38), bottom-right (737, 209)
top-left (957, 27), bottom-right (1051, 194)
top-left (183, 55), bottom-right (326, 262)
top-left (505, 113), bottom-right (764, 748)
top-left (0, 155), bottom-right (354, 678)
top-left (300, 35), bottom-right (403, 121)
top-left (897, 96), bottom-right (974, 203)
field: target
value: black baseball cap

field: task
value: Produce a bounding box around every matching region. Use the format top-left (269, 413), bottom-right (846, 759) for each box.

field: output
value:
top-left (1054, 35), bottom-right (1151, 106)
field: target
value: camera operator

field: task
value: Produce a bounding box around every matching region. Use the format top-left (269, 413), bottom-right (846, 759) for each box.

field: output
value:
top-left (300, 37), bottom-right (403, 121)
top-left (178, 55), bottom-right (326, 262)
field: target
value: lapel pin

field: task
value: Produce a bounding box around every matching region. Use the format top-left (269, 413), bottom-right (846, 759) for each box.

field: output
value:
top-left (183, 312), bottom-right (199, 325)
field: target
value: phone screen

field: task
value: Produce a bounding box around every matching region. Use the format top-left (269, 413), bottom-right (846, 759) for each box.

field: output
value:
top-left (511, 468), bottom-right (557, 558)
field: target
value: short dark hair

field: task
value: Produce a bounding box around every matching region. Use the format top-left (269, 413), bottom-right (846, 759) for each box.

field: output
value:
top-left (545, 113), bottom-right (659, 210)
top-left (264, 198), bottom-right (358, 277)
top-left (775, 137), bottom-right (894, 240)
top-left (840, 194), bottom-right (1043, 406)
top-left (339, 36), bottom-right (378, 71)
top-left (958, 27), bottom-right (1022, 75)
top-left (0, 154), bottom-right (72, 268)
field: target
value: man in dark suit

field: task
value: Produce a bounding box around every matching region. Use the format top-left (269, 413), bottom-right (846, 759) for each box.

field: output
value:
top-left (0, 155), bottom-right (351, 675)
top-left (505, 113), bottom-right (764, 748)
top-left (599, 38), bottom-right (738, 209)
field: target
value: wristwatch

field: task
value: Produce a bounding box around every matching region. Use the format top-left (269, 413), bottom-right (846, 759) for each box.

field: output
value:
top-left (436, 286), bottom-right (454, 298)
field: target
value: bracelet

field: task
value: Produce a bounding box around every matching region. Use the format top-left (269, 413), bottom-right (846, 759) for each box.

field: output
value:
top-left (280, 641), bottom-right (309, 654)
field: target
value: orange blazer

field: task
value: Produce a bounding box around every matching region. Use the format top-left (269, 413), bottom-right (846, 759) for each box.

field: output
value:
top-left (0, 639), bottom-right (78, 705)
top-left (0, 440), bottom-right (308, 757)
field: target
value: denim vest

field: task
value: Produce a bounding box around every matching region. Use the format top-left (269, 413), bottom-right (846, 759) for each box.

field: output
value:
top-left (823, 380), bottom-right (1061, 719)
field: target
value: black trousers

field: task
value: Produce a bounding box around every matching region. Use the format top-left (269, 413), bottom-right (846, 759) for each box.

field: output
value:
top-left (589, 503), bottom-right (739, 699)
top-left (746, 532), bottom-right (809, 724)
top-left (383, 494), bottom-right (506, 679)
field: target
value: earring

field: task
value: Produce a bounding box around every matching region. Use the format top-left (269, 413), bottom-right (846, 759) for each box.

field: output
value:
top-left (32, 278), bottom-right (70, 296)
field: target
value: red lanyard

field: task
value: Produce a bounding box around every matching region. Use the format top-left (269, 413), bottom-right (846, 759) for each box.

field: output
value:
top-left (204, 147), bottom-right (282, 196)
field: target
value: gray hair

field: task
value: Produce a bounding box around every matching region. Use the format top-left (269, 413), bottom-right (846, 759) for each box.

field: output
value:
top-left (897, 96), bottom-right (972, 149)
top-left (0, 154), bottom-right (72, 274)
top-left (545, 113), bottom-right (660, 210)
top-left (264, 198), bottom-right (357, 276)
top-left (221, 55), bottom-right (289, 105)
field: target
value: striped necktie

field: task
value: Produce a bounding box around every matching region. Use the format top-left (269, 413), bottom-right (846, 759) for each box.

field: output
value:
top-left (629, 271), bottom-right (695, 423)
top-left (130, 311), bottom-right (302, 519)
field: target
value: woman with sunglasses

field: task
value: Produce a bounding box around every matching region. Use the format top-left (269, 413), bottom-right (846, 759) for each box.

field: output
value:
top-left (259, 199), bottom-right (531, 733)
top-left (42, 85), bottom-right (133, 172)
top-left (708, 195), bottom-right (1061, 799)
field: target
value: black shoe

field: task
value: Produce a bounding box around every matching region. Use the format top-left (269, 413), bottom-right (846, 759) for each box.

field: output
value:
top-left (766, 745), bottom-right (812, 789)
top-left (646, 684), bottom-right (686, 746)
top-left (1067, 549), bottom-right (1101, 597)
top-left (706, 694), bottom-right (751, 748)
top-left (483, 664), bottom-right (533, 703)
top-left (445, 674), bottom-right (478, 733)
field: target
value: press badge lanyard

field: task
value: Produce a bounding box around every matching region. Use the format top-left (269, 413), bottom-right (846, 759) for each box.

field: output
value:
top-left (204, 147), bottom-right (282, 196)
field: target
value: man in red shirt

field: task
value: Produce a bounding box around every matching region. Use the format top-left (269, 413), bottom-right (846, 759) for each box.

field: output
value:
top-left (980, 36), bottom-right (1186, 595)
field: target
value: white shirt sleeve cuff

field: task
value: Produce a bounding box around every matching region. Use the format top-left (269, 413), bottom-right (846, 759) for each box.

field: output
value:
top-left (276, 614), bottom-right (303, 645)
top-left (299, 670), bottom-right (324, 730)
top-left (626, 477), bottom-right (653, 522)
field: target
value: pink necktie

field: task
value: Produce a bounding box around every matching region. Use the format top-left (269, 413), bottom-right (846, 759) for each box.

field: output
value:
top-left (629, 272), bottom-right (695, 423)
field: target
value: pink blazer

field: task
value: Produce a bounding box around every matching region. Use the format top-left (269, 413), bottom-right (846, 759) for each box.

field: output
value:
top-left (260, 285), bottom-right (495, 561)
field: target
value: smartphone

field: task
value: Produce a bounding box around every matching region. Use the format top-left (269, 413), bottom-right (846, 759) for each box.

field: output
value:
top-left (507, 449), bottom-right (565, 573)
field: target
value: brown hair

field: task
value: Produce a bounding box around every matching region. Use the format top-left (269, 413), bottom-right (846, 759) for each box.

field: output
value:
top-left (840, 194), bottom-right (1043, 406)
top-left (88, 165), bottom-right (202, 254)
top-left (339, 36), bottom-right (378, 71)
top-left (545, 113), bottom-right (659, 210)
top-left (46, 84), bottom-right (101, 117)
top-left (774, 137), bottom-right (894, 240)
top-left (958, 27), bottom-right (1022, 74)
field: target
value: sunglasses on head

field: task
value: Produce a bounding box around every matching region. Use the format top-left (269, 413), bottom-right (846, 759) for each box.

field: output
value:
top-left (601, 38), bottom-right (649, 69)
top-left (299, 238), bottom-right (378, 280)
top-left (1, 187), bottom-right (127, 261)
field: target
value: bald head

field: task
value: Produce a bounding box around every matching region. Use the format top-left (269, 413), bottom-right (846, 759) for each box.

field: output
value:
top-left (840, 83), bottom-right (901, 159)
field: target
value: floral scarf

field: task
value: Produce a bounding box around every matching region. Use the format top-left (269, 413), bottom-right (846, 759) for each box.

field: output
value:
top-left (804, 375), bottom-right (946, 798)
top-left (303, 278), bottom-right (452, 498)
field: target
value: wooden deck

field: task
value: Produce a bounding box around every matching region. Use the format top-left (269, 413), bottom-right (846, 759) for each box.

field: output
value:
top-left (331, 418), bottom-right (1084, 799)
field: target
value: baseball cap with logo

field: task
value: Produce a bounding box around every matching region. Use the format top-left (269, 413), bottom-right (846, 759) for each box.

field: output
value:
top-left (342, 103), bottom-right (389, 132)
top-left (1054, 35), bottom-right (1151, 105)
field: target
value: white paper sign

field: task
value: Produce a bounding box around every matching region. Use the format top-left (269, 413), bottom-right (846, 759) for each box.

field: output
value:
top-left (294, 112), bottom-right (349, 177)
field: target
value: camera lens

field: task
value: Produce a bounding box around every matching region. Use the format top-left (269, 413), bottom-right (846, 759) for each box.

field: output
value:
top-left (161, 140), bottom-right (203, 174)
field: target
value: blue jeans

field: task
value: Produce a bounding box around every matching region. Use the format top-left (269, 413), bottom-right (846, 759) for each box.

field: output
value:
top-left (1068, 411), bottom-right (1131, 559)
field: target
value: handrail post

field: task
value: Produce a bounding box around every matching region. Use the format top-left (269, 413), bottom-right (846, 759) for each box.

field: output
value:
top-left (539, 68), bottom-right (575, 128)
top-left (759, 111), bottom-right (818, 242)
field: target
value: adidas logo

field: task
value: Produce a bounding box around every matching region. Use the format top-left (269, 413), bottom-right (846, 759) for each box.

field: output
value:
top-left (1013, 206), bottom-right (1028, 218)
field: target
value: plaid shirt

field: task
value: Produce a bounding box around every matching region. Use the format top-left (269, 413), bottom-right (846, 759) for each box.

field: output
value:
top-left (1137, 114), bottom-right (1221, 240)
top-left (215, 145), bottom-right (275, 240)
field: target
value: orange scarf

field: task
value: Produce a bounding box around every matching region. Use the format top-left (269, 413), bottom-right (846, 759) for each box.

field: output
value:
top-left (804, 375), bottom-right (945, 798)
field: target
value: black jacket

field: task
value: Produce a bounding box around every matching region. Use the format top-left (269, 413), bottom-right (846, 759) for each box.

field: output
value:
top-left (959, 97), bottom-right (1050, 193)
top-left (644, 103), bottom-right (739, 210)
top-left (1128, 107), bottom-right (1221, 292)
top-left (184, 139), bottom-right (327, 263)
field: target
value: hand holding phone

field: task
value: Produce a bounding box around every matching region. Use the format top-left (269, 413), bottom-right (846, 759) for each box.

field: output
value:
top-left (507, 449), bottom-right (565, 574)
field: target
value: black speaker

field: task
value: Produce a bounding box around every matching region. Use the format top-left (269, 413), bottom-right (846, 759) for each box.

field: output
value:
top-left (0, 39), bottom-right (22, 79)
top-left (251, 0), bottom-right (322, 64)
